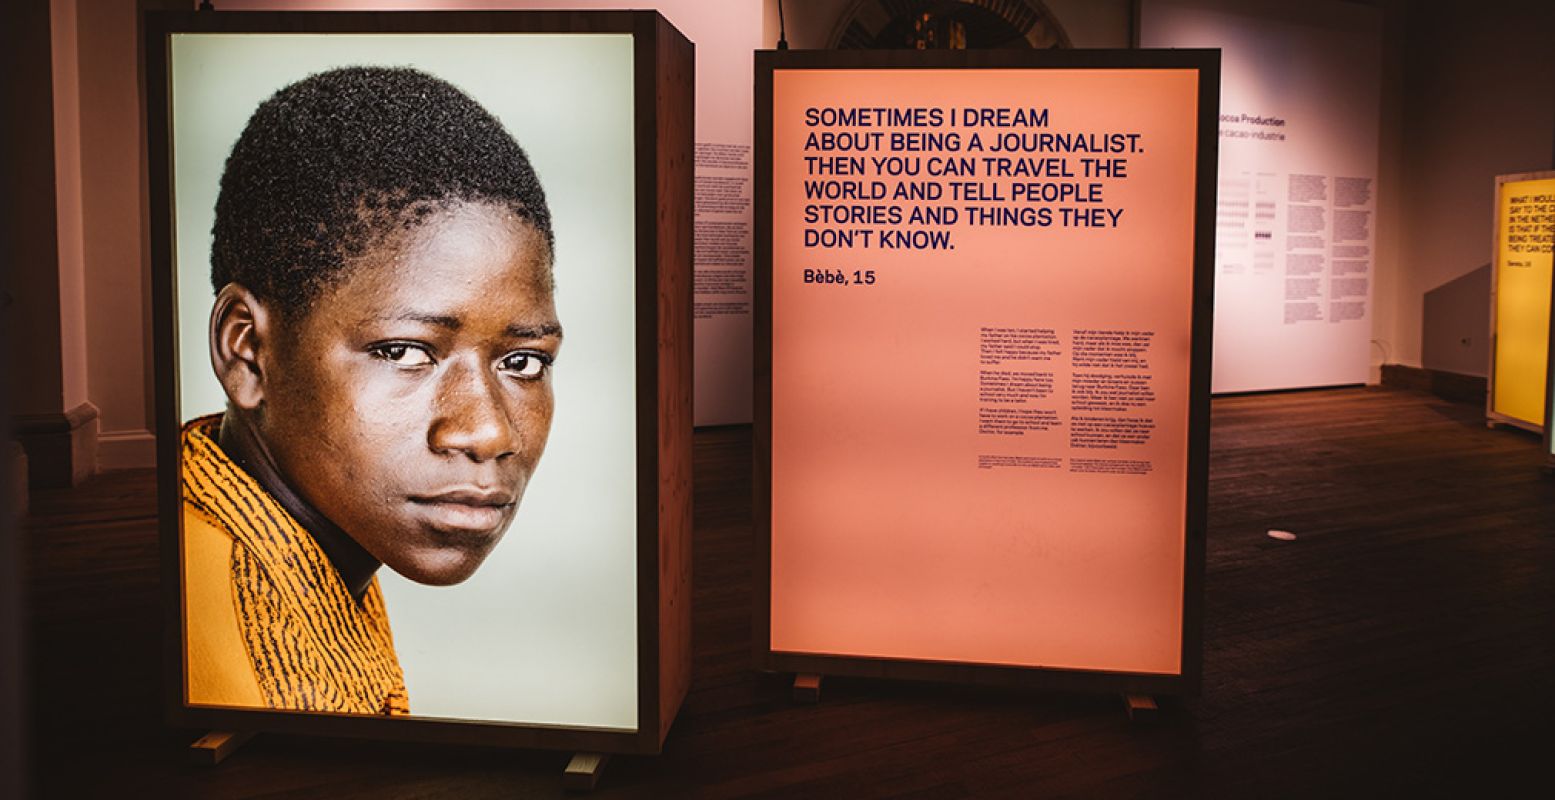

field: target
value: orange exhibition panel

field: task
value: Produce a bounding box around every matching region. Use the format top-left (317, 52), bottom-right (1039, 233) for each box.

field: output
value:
top-left (766, 61), bottom-right (1209, 679)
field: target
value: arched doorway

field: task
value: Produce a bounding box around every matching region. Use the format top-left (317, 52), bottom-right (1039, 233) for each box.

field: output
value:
top-left (827, 0), bottom-right (1072, 50)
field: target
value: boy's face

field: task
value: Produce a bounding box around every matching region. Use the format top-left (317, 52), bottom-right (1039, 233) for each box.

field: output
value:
top-left (258, 201), bottom-right (560, 586)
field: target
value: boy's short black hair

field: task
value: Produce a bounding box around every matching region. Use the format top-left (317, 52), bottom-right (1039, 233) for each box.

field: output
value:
top-left (211, 66), bottom-right (554, 318)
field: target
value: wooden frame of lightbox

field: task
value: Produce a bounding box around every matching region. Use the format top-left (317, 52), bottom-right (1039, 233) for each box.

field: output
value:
top-left (1544, 192), bottom-right (1555, 470)
top-left (147, 10), bottom-right (692, 755)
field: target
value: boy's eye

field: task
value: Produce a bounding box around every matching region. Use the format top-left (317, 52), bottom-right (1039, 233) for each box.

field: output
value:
top-left (500, 351), bottom-right (551, 380)
top-left (370, 343), bottom-right (434, 367)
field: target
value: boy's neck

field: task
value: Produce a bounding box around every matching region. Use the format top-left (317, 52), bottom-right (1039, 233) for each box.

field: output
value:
top-left (216, 410), bottom-right (381, 602)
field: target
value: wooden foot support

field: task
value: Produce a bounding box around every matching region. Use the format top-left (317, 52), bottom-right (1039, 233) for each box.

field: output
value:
top-left (563, 752), bottom-right (609, 792)
top-left (793, 673), bottom-right (822, 704)
top-left (1122, 693), bottom-right (1159, 722)
top-left (189, 731), bottom-right (254, 765)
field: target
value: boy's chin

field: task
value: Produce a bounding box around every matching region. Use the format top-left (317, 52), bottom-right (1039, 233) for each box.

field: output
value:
top-left (385, 548), bottom-right (492, 587)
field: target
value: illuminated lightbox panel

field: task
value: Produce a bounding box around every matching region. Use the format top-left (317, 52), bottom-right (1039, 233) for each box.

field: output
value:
top-left (1489, 172), bottom-right (1555, 435)
top-left (149, 11), bottom-right (692, 754)
top-left (755, 50), bottom-right (1218, 695)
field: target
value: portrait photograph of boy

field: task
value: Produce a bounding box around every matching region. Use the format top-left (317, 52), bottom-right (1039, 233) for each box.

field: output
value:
top-left (169, 33), bottom-right (641, 729)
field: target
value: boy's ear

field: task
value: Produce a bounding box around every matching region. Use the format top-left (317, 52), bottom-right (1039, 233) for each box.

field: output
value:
top-left (209, 283), bottom-right (274, 411)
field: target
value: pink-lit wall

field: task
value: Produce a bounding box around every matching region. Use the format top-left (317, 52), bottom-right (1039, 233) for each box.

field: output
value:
top-left (77, 0), bottom-right (154, 467)
top-left (51, 0), bottom-right (90, 415)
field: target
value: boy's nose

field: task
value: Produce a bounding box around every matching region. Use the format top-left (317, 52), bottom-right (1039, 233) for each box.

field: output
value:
top-left (426, 358), bottom-right (519, 462)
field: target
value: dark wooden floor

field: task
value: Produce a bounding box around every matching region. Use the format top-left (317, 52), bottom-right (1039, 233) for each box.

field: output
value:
top-left (20, 387), bottom-right (1555, 798)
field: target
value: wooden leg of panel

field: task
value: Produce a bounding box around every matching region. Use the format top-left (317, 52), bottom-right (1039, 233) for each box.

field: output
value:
top-left (793, 673), bottom-right (823, 704)
top-left (189, 731), bottom-right (254, 766)
top-left (563, 752), bottom-right (609, 792)
top-left (1122, 693), bottom-right (1160, 722)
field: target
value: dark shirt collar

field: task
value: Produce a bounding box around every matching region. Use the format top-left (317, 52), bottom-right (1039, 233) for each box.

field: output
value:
top-left (216, 413), bottom-right (381, 602)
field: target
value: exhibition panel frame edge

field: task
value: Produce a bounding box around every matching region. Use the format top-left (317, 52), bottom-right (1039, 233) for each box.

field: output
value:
top-left (1546, 260), bottom-right (1555, 467)
top-left (1545, 192), bottom-right (1555, 468)
top-left (147, 9), bottom-right (693, 756)
top-left (1487, 169), bottom-right (1555, 434)
top-left (751, 48), bottom-right (1219, 698)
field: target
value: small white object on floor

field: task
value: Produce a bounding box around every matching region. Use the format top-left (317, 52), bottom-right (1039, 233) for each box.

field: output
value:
top-left (1267, 529), bottom-right (1297, 541)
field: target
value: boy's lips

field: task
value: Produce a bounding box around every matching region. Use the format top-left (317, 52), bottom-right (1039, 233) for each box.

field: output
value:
top-left (408, 488), bottom-right (516, 533)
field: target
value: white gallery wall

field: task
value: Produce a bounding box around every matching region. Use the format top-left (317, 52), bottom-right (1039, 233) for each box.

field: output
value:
top-left (1142, 0), bottom-right (1382, 392)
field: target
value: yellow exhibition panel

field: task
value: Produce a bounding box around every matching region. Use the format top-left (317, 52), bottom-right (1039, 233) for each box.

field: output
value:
top-left (1491, 175), bottom-right (1555, 429)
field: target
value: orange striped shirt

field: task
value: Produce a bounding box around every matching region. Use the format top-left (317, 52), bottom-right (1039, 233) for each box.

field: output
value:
top-left (181, 415), bottom-right (409, 716)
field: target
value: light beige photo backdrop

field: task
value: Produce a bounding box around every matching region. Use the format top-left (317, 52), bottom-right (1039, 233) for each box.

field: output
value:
top-left (171, 33), bottom-right (639, 729)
